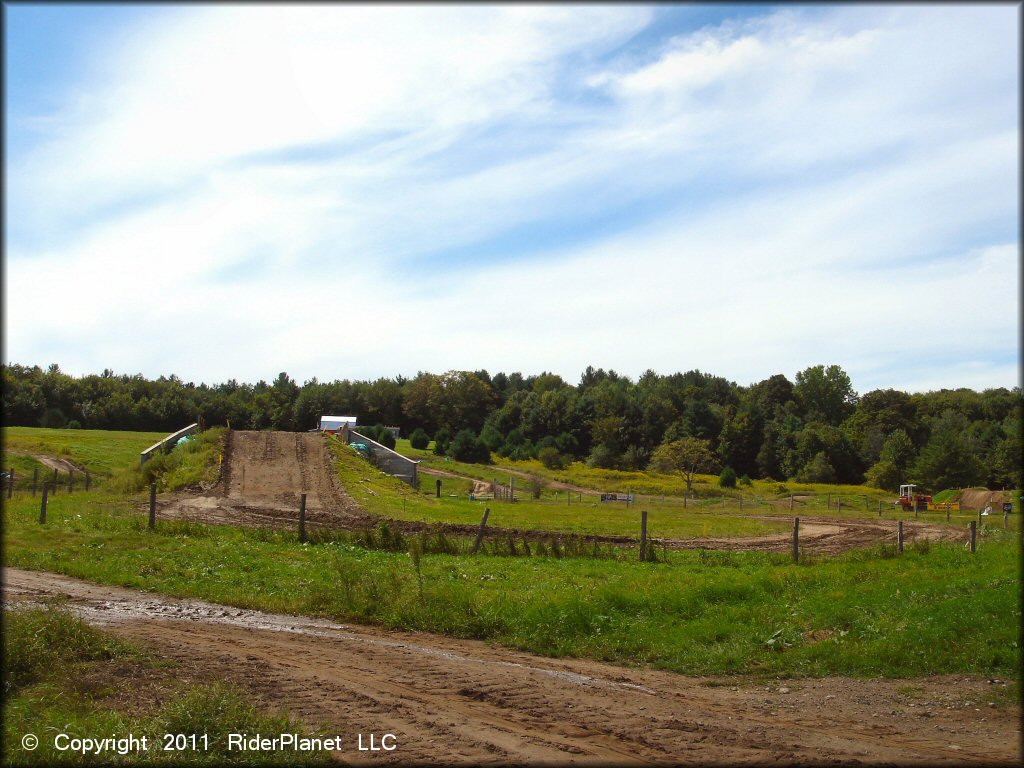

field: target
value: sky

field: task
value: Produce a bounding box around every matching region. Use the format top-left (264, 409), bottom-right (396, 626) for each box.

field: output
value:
top-left (4, 3), bottom-right (1020, 394)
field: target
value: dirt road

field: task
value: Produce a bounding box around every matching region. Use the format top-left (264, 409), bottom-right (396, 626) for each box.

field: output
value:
top-left (4, 568), bottom-right (1017, 765)
top-left (7, 451), bottom-right (82, 473)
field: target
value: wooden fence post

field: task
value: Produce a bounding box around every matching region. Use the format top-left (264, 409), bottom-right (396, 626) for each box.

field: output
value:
top-left (639, 510), bottom-right (648, 562)
top-left (149, 483), bottom-right (157, 530)
top-left (1003, 510), bottom-right (1008, 530)
top-left (32, 466), bottom-right (38, 497)
top-left (878, 499), bottom-right (882, 517)
top-left (299, 493), bottom-right (307, 543)
top-left (7, 468), bottom-right (12, 499)
top-left (970, 521), bottom-right (977, 553)
top-left (471, 507), bottom-right (490, 554)
top-left (39, 483), bottom-right (49, 523)
top-left (510, 477), bottom-right (514, 502)
top-left (739, 494), bottom-right (743, 510)
top-left (52, 467), bottom-right (59, 492)
top-left (946, 507), bottom-right (950, 523)
top-left (827, 493), bottom-right (831, 510)
top-left (789, 494), bottom-right (794, 511)
top-left (897, 520), bottom-right (904, 554)
top-left (792, 517), bottom-right (799, 562)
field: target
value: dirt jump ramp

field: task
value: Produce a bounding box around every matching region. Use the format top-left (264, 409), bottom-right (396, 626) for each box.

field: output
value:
top-left (161, 431), bottom-right (372, 528)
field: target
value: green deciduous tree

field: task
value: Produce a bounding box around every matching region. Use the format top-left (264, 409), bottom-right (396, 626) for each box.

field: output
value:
top-left (797, 451), bottom-right (837, 483)
top-left (911, 411), bottom-right (986, 491)
top-left (650, 437), bottom-right (719, 493)
top-left (864, 428), bottom-right (917, 491)
top-left (794, 364), bottom-right (858, 426)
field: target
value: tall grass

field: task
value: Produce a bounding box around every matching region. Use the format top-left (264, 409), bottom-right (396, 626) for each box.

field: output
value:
top-left (2, 605), bottom-right (330, 765)
top-left (105, 427), bottom-right (225, 493)
top-left (4, 493), bottom-right (1020, 681)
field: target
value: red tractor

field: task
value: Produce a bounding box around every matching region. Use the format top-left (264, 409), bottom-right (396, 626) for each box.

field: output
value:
top-left (897, 484), bottom-right (931, 511)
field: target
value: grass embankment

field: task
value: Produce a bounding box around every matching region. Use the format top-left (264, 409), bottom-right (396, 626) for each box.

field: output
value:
top-left (105, 428), bottom-right (226, 494)
top-left (4, 491), bottom-right (1020, 683)
top-left (3, 603), bottom-right (329, 765)
top-left (332, 437), bottom-right (790, 540)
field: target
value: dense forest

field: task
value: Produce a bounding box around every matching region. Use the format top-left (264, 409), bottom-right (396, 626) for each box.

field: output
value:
top-left (3, 363), bottom-right (1021, 492)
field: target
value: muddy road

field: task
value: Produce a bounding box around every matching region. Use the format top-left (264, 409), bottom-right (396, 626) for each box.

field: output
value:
top-left (4, 568), bottom-right (1018, 765)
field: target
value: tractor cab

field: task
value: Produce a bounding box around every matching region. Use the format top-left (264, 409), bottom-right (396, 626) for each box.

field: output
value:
top-left (897, 484), bottom-right (931, 511)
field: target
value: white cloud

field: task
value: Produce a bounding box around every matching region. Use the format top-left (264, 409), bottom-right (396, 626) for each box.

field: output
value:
top-left (5, 4), bottom-right (1018, 392)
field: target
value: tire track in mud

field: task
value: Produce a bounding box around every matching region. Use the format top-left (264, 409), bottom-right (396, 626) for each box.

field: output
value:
top-left (5, 568), bottom-right (1018, 766)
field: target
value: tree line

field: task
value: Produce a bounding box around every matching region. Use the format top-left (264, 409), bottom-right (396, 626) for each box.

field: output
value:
top-left (3, 362), bottom-right (1020, 492)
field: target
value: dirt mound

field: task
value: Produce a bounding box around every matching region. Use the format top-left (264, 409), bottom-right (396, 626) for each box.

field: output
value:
top-left (957, 488), bottom-right (1007, 510)
top-left (159, 430), bottom-right (372, 528)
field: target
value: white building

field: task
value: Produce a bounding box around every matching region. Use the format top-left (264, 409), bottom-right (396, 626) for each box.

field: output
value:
top-left (319, 415), bottom-right (357, 434)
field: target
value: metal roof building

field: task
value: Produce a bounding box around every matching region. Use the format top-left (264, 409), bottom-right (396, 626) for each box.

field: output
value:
top-left (319, 415), bottom-right (357, 433)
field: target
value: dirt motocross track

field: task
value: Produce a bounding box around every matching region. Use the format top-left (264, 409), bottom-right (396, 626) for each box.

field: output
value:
top-left (157, 431), bottom-right (968, 554)
top-left (5, 569), bottom-right (1019, 766)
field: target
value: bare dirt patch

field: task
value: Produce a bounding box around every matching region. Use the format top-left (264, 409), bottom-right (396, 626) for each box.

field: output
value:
top-left (957, 488), bottom-right (1009, 510)
top-left (8, 451), bottom-right (83, 474)
top-left (4, 568), bottom-right (1018, 766)
top-left (158, 430), bottom-right (374, 530)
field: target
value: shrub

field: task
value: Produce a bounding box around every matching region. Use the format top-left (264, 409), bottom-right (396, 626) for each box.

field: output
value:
top-left (538, 446), bottom-right (569, 470)
top-left (480, 424), bottom-right (504, 452)
top-left (433, 427), bottom-right (451, 456)
top-left (740, 473), bottom-right (752, 486)
top-left (376, 429), bottom-right (396, 449)
top-left (797, 451), bottom-right (837, 483)
top-left (500, 429), bottom-right (531, 459)
top-left (409, 428), bottom-right (429, 450)
top-left (448, 429), bottom-right (491, 464)
top-left (359, 425), bottom-right (381, 441)
top-left (587, 443), bottom-right (620, 469)
top-left (719, 466), bottom-right (737, 488)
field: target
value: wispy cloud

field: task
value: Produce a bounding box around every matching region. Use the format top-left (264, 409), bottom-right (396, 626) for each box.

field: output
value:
top-left (5, 4), bottom-right (1018, 393)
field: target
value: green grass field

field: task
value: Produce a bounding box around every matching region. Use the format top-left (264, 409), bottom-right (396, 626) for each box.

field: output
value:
top-left (3, 426), bottom-right (166, 482)
top-left (395, 439), bottom-right (898, 506)
top-left (3, 426), bottom-right (1019, 695)
top-left (333, 437), bottom-right (792, 539)
top-left (3, 491), bottom-right (1020, 683)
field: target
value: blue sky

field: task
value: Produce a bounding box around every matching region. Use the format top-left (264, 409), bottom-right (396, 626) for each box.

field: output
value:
top-left (4, 4), bottom-right (1019, 393)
